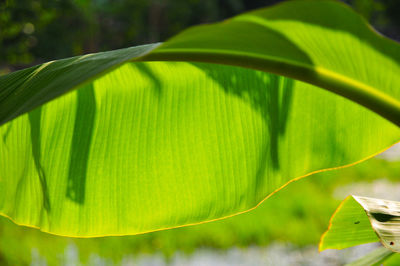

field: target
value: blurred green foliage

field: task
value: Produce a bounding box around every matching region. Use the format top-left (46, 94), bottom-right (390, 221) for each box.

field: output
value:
top-left (0, 0), bottom-right (270, 72)
top-left (1, 0), bottom-right (398, 74)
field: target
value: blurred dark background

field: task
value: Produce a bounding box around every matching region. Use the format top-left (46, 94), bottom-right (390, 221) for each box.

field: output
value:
top-left (1, 0), bottom-right (399, 74)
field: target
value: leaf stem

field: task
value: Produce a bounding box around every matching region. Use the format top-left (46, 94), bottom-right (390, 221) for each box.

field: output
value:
top-left (141, 48), bottom-right (400, 127)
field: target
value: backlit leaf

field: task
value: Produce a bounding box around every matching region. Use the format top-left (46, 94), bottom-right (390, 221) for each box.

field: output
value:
top-left (0, 0), bottom-right (399, 236)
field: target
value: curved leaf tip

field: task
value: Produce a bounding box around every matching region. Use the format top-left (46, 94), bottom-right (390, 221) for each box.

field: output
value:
top-left (320, 195), bottom-right (400, 253)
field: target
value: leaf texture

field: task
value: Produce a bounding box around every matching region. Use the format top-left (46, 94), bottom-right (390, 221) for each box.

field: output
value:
top-left (0, 0), bottom-right (400, 236)
top-left (320, 196), bottom-right (400, 253)
top-left (144, 0), bottom-right (400, 126)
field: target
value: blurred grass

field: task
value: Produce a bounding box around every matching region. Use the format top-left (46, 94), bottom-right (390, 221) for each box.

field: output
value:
top-left (1, 154), bottom-right (399, 265)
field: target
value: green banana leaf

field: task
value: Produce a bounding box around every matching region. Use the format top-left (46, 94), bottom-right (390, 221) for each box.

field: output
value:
top-left (320, 196), bottom-right (400, 252)
top-left (0, 0), bottom-right (400, 237)
top-left (346, 247), bottom-right (394, 266)
top-left (382, 253), bottom-right (400, 265)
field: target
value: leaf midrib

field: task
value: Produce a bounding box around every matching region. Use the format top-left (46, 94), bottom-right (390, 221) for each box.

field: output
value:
top-left (141, 47), bottom-right (400, 127)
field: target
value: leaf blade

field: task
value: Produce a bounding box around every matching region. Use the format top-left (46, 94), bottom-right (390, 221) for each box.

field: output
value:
top-left (0, 0), bottom-right (400, 237)
top-left (143, 0), bottom-right (400, 126)
top-left (320, 195), bottom-right (400, 253)
top-left (346, 247), bottom-right (394, 266)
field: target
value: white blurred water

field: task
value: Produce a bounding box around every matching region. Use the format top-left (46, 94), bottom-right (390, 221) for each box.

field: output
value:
top-left (377, 142), bottom-right (400, 161)
top-left (123, 243), bottom-right (381, 266)
top-left (30, 242), bottom-right (380, 266)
